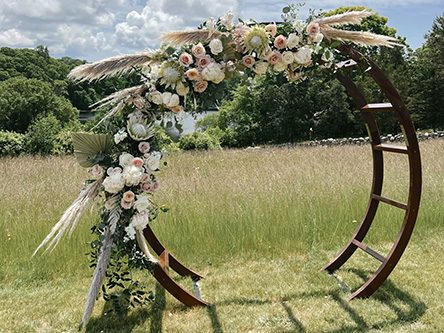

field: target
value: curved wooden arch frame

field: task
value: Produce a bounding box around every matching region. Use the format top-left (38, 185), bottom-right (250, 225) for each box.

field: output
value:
top-left (141, 43), bottom-right (422, 306)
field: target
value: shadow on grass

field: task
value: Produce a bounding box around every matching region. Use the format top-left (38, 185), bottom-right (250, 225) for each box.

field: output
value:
top-left (323, 268), bottom-right (427, 332)
top-left (207, 305), bottom-right (223, 333)
top-left (85, 282), bottom-right (166, 333)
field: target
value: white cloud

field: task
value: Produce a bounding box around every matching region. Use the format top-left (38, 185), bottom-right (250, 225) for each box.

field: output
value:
top-left (0, 29), bottom-right (35, 46)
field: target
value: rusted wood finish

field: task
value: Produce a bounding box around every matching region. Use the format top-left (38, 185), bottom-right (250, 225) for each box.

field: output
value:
top-left (321, 43), bottom-right (422, 300)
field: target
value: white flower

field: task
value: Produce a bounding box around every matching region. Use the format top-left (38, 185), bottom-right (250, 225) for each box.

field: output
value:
top-left (145, 152), bottom-right (161, 171)
top-left (176, 82), bottom-right (190, 96)
top-left (209, 38), bottom-right (224, 55)
top-left (253, 61), bottom-right (268, 75)
top-left (162, 92), bottom-right (180, 108)
top-left (122, 165), bottom-right (144, 186)
top-left (130, 209), bottom-right (150, 231)
top-left (220, 12), bottom-right (234, 30)
top-left (202, 63), bottom-right (225, 84)
top-left (149, 91), bottom-right (163, 105)
top-left (286, 33), bottom-right (300, 49)
top-left (103, 170), bottom-right (125, 194)
top-left (124, 224), bottom-right (136, 242)
top-left (274, 62), bottom-right (287, 72)
top-left (294, 47), bottom-right (313, 67)
top-left (119, 153), bottom-right (134, 168)
top-left (134, 194), bottom-right (151, 212)
top-left (293, 20), bottom-right (306, 35)
top-left (206, 17), bottom-right (216, 33)
top-left (282, 51), bottom-right (295, 65)
top-left (313, 33), bottom-right (324, 43)
top-left (114, 129), bottom-right (127, 144)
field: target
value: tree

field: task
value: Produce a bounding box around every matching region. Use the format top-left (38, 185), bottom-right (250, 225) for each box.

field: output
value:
top-left (0, 77), bottom-right (78, 133)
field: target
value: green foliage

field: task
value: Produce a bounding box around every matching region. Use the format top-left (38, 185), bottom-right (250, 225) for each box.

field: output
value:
top-left (24, 114), bottom-right (62, 155)
top-left (0, 77), bottom-right (79, 133)
top-left (0, 130), bottom-right (25, 156)
top-left (178, 131), bottom-right (221, 150)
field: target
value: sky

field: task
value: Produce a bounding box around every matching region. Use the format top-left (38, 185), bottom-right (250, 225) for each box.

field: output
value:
top-left (0, 0), bottom-right (443, 62)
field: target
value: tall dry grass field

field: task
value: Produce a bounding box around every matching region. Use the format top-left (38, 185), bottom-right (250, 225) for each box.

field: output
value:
top-left (0, 139), bottom-right (443, 332)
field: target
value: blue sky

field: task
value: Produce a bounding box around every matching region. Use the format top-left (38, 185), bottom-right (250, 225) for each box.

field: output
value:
top-left (0, 0), bottom-right (442, 61)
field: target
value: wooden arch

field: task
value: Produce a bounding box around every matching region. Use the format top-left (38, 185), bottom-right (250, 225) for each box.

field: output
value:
top-left (142, 43), bottom-right (422, 305)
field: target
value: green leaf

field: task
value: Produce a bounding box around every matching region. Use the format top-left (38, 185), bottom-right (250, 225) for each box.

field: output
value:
top-left (282, 6), bottom-right (290, 14)
top-left (166, 121), bottom-right (173, 128)
top-left (165, 47), bottom-right (176, 56)
top-left (330, 41), bottom-right (342, 48)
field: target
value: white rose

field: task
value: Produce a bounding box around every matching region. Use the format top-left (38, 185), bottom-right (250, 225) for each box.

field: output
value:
top-left (130, 209), bottom-right (150, 231)
top-left (209, 38), bottom-right (224, 55)
top-left (119, 153), bottom-right (134, 168)
top-left (294, 47), bottom-right (313, 66)
top-left (145, 153), bottom-right (161, 171)
top-left (133, 195), bottom-right (151, 212)
top-left (286, 33), bottom-right (300, 49)
top-left (103, 172), bottom-right (125, 194)
top-left (162, 92), bottom-right (180, 108)
top-left (149, 91), bottom-right (163, 105)
top-left (282, 51), bottom-right (295, 65)
top-left (274, 62), bottom-right (287, 72)
top-left (202, 63), bottom-right (225, 84)
top-left (176, 82), bottom-right (190, 96)
top-left (313, 33), bottom-right (324, 43)
top-left (253, 61), bottom-right (268, 75)
top-left (122, 165), bottom-right (143, 186)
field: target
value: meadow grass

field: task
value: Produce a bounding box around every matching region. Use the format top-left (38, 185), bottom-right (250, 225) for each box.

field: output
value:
top-left (0, 139), bottom-right (443, 332)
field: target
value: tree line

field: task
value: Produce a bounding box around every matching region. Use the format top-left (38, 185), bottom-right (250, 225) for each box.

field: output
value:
top-left (0, 8), bottom-right (443, 154)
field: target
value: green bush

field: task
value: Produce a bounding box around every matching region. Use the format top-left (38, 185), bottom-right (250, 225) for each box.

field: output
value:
top-left (0, 130), bottom-right (25, 156)
top-left (178, 131), bottom-right (221, 150)
top-left (24, 114), bottom-right (62, 155)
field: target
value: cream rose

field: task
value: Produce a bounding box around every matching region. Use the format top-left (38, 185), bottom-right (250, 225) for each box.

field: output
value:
top-left (134, 194), bottom-right (151, 212)
top-left (176, 82), bottom-right (190, 96)
top-left (122, 165), bottom-right (143, 186)
top-left (306, 22), bottom-right (320, 38)
top-left (274, 35), bottom-right (287, 50)
top-left (281, 51), bottom-right (295, 65)
top-left (148, 91), bottom-right (163, 105)
top-left (162, 92), bottom-right (180, 108)
top-left (294, 47), bottom-right (313, 66)
top-left (286, 33), bottom-right (300, 49)
top-left (192, 43), bottom-right (206, 58)
top-left (119, 153), bottom-right (134, 168)
top-left (103, 170), bottom-right (125, 194)
top-left (242, 55), bottom-right (255, 68)
top-left (253, 61), bottom-right (268, 75)
top-left (130, 209), bottom-right (150, 231)
top-left (267, 50), bottom-right (282, 65)
top-left (274, 62), bottom-right (287, 72)
top-left (202, 63), bottom-right (225, 84)
top-left (186, 68), bottom-right (199, 81)
top-left (209, 38), bottom-right (223, 55)
top-left (194, 80), bottom-right (209, 93)
top-left (265, 24), bottom-right (277, 37)
top-left (138, 142), bottom-right (150, 154)
top-left (179, 52), bottom-right (194, 67)
top-left (145, 154), bottom-right (161, 171)
top-left (313, 33), bottom-right (324, 43)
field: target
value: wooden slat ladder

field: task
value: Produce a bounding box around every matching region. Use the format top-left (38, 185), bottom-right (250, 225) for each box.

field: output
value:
top-left (322, 43), bottom-right (422, 300)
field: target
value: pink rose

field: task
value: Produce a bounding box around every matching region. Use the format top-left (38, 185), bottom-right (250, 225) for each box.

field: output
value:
top-left (233, 23), bottom-right (248, 37)
top-left (194, 80), bottom-right (208, 93)
top-left (133, 96), bottom-right (145, 109)
top-left (121, 190), bottom-right (135, 209)
top-left (141, 182), bottom-right (152, 193)
top-left (121, 199), bottom-right (134, 210)
top-left (179, 52), bottom-right (194, 67)
top-left (265, 24), bottom-right (277, 37)
top-left (138, 142), bottom-right (150, 154)
top-left (274, 35), bottom-right (287, 50)
top-left (242, 55), bottom-right (255, 68)
top-left (131, 157), bottom-right (144, 168)
top-left (192, 43), bottom-right (206, 58)
top-left (151, 181), bottom-right (160, 192)
top-left (267, 50), bottom-right (282, 65)
top-left (306, 22), bottom-right (320, 38)
top-left (91, 164), bottom-right (104, 178)
top-left (186, 68), bottom-right (199, 81)
top-left (197, 56), bottom-right (211, 70)
top-left (141, 173), bottom-right (150, 183)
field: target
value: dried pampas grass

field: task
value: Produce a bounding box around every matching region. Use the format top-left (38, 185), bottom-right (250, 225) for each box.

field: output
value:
top-left (81, 205), bottom-right (120, 328)
top-left (68, 52), bottom-right (157, 82)
top-left (312, 10), bottom-right (373, 27)
top-left (321, 26), bottom-right (401, 47)
top-left (160, 29), bottom-right (224, 47)
top-left (33, 179), bottom-right (103, 256)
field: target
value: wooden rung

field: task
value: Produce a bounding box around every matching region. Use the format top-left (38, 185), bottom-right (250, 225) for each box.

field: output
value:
top-left (352, 239), bottom-right (386, 263)
top-left (372, 194), bottom-right (408, 210)
top-left (373, 144), bottom-right (409, 154)
top-left (159, 250), bottom-right (170, 273)
top-left (361, 103), bottom-right (394, 112)
top-left (335, 59), bottom-right (357, 70)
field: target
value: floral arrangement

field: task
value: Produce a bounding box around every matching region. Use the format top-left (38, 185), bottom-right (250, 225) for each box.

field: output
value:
top-left (34, 4), bottom-right (400, 327)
